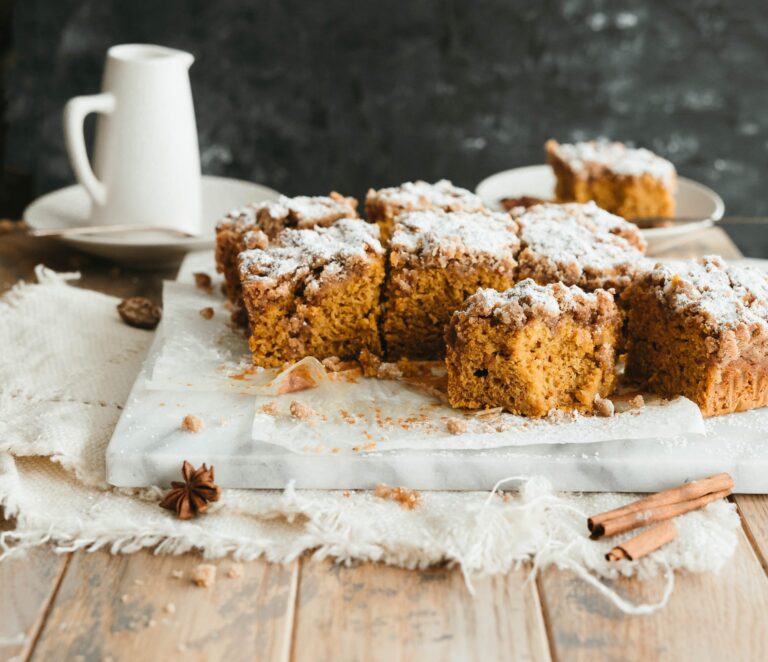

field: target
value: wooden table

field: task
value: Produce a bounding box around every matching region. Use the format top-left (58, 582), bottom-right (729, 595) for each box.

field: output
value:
top-left (2, 228), bottom-right (768, 662)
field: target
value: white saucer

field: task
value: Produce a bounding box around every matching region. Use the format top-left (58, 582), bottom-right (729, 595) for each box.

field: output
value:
top-left (475, 165), bottom-right (725, 240)
top-left (23, 175), bottom-right (281, 266)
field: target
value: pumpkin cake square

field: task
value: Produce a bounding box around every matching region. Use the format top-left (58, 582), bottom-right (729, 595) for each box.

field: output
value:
top-left (624, 256), bottom-right (768, 416)
top-left (365, 179), bottom-right (486, 241)
top-left (215, 192), bottom-right (359, 304)
top-left (546, 139), bottom-right (676, 221)
top-left (382, 209), bottom-right (520, 359)
top-left (511, 201), bottom-right (647, 295)
top-left (239, 218), bottom-right (385, 367)
top-left (446, 280), bottom-right (622, 418)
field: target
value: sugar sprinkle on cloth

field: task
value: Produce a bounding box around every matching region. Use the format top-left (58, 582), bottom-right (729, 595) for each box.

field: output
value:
top-left (0, 267), bottom-right (739, 614)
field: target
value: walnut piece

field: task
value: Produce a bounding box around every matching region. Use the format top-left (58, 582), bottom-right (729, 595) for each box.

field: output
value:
top-left (191, 564), bottom-right (216, 587)
top-left (181, 414), bottom-right (204, 433)
top-left (199, 307), bottom-right (214, 320)
top-left (117, 297), bottom-right (161, 330)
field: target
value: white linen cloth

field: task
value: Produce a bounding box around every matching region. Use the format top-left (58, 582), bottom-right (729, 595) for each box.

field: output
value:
top-left (0, 267), bottom-right (739, 613)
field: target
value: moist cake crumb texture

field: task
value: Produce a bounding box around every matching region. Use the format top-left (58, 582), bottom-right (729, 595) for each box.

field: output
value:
top-left (239, 219), bottom-right (385, 367)
top-left (546, 139), bottom-right (676, 220)
top-left (625, 255), bottom-right (768, 416)
top-left (383, 209), bottom-right (520, 359)
top-left (446, 280), bottom-right (621, 418)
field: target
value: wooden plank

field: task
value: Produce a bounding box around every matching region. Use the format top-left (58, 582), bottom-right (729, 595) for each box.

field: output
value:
top-left (0, 515), bottom-right (70, 661)
top-left (735, 495), bottom-right (768, 573)
top-left (292, 558), bottom-right (550, 662)
top-left (537, 527), bottom-right (768, 662)
top-left (29, 549), bottom-right (299, 662)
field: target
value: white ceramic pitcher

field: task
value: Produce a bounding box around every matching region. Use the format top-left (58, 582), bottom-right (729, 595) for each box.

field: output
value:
top-left (64, 44), bottom-right (202, 234)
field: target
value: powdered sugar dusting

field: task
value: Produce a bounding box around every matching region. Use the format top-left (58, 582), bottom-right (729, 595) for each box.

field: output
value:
top-left (550, 139), bottom-right (676, 182)
top-left (460, 279), bottom-right (616, 330)
top-left (218, 194), bottom-right (357, 231)
top-left (369, 179), bottom-right (485, 211)
top-left (391, 209), bottom-right (520, 261)
top-left (645, 256), bottom-right (768, 333)
top-left (239, 218), bottom-right (383, 283)
top-left (515, 202), bottom-right (646, 289)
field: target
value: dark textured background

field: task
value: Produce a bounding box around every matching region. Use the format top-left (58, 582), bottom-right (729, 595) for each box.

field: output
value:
top-left (2, 0), bottom-right (768, 221)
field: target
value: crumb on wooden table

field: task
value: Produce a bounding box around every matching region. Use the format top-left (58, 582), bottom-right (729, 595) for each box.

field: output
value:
top-left (594, 395), bottom-right (615, 417)
top-left (446, 417), bottom-right (467, 435)
top-left (181, 414), bottom-right (204, 433)
top-left (199, 307), bottom-right (214, 320)
top-left (164, 602), bottom-right (176, 614)
top-left (374, 484), bottom-right (421, 510)
top-left (629, 394), bottom-right (645, 409)
top-left (191, 563), bottom-right (217, 587)
top-left (289, 400), bottom-right (316, 419)
top-left (171, 569), bottom-right (184, 579)
top-left (226, 564), bottom-right (244, 579)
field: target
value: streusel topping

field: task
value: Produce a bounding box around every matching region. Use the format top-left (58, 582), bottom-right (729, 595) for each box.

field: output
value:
top-left (641, 256), bottom-right (768, 334)
top-left (514, 202), bottom-right (646, 290)
top-left (547, 139), bottom-right (676, 183)
top-left (218, 193), bottom-right (358, 233)
top-left (239, 218), bottom-right (383, 285)
top-left (391, 209), bottom-right (520, 269)
top-left (366, 180), bottom-right (485, 212)
top-left (458, 280), bottom-right (617, 331)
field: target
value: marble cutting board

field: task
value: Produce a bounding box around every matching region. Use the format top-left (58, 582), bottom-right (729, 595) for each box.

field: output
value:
top-left (105, 252), bottom-right (768, 493)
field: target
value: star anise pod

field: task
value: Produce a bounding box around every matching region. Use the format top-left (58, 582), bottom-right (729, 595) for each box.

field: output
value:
top-left (159, 461), bottom-right (222, 520)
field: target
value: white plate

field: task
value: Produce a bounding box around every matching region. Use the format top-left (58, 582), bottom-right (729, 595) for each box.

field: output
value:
top-left (475, 165), bottom-right (725, 240)
top-left (23, 175), bottom-right (281, 266)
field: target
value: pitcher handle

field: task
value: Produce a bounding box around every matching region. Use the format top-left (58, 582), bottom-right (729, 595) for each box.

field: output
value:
top-left (63, 93), bottom-right (116, 206)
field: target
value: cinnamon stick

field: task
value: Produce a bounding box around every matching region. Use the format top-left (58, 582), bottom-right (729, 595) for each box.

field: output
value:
top-left (606, 520), bottom-right (678, 562)
top-left (597, 489), bottom-right (731, 538)
top-left (588, 472), bottom-right (733, 539)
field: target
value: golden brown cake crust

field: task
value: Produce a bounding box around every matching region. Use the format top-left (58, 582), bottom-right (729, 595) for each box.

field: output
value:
top-left (239, 219), bottom-right (385, 367)
top-left (546, 139), bottom-right (676, 221)
top-left (365, 180), bottom-right (486, 241)
top-left (625, 255), bottom-right (768, 416)
top-left (215, 193), bottom-right (359, 304)
top-left (382, 209), bottom-right (520, 359)
top-left (511, 202), bottom-right (647, 294)
top-left (446, 280), bottom-right (621, 417)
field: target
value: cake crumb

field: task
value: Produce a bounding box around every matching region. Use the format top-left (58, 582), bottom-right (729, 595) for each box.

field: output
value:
top-left (191, 564), bottom-right (217, 587)
top-left (171, 569), bottom-right (184, 579)
top-left (342, 490), bottom-right (351, 497)
top-left (226, 564), bottom-right (244, 579)
top-left (164, 602), bottom-right (176, 614)
top-left (322, 356), bottom-right (343, 372)
top-left (594, 395), bottom-right (615, 417)
top-left (290, 400), bottom-right (316, 419)
top-left (629, 394), bottom-right (645, 409)
top-left (261, 402), bottom-right (278, 416)
top-left (120, 594), bottom-right (130, 604)
top-left (446, 417), bottom-right (468, 435)
top-left (181, 414), bottom-right (204, 433)
top-left (193, 272), bottom-right (213, 293)
top-left (374, 484), bottom-right (421, 510)
top-left (199, 307), bottom-right (214, 320)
